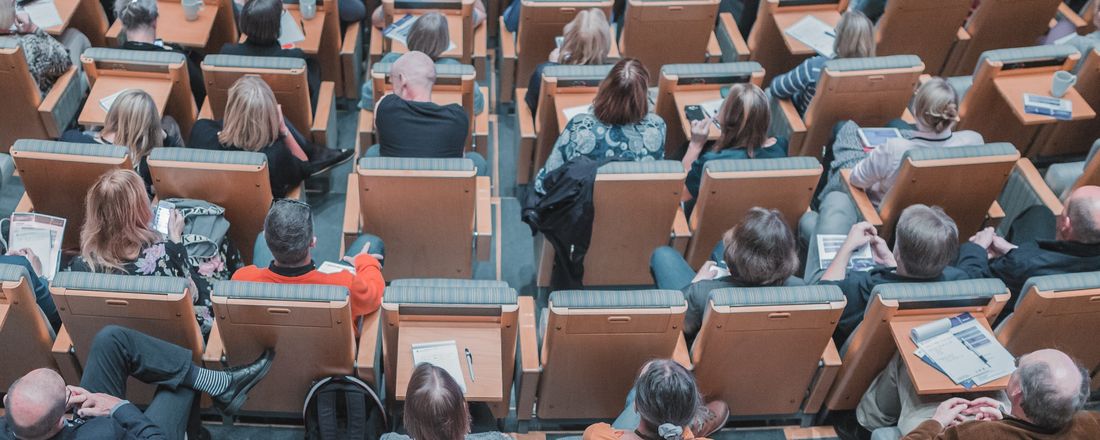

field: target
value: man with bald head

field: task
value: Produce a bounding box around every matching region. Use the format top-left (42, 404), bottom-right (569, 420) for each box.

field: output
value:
top-left (371, 51), bottom-right (487, 175)
top-left (902, 349), bottom-right (1098, 439)
top-left (959, 185), bottom-right (1100, 315)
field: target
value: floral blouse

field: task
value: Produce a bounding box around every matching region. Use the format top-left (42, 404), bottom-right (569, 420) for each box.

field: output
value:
top-left (534, 112), bottom-right (667, 194)
top-left (0, 29), bottom-right (72, 96)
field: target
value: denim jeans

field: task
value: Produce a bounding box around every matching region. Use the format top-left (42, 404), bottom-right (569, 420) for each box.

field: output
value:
top-left (364, 144), bottom-right (489, 177)
top-left (252, 233), bottom-right (384, 268)
top-left (801, 191), bottom-right (860, 282)
top-left (612, 385), bottom-right (641, 430)
top-left (649, 242), bottom-right (726, 291)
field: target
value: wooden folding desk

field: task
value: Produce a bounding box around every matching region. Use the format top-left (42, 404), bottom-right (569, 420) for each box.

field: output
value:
top-left (993, 74), bottom-right (1097, 125)
top-left (673, 89), bottom-right (723, 141)
top-left (106, 1), bottom-right (218, 49)
top-left (42, 0), bottom-right (79, 36)
top-left (890, 314), bottom-right (1010, 396)
top-left (394, 324), bottom-right (503, 402)
top-left (78, 77), bottom-right (171, 126)
top-left (773, 10), bottom-right (841, 56)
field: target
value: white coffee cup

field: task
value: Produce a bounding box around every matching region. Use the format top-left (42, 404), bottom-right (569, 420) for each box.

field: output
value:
top-left (1051, 70), bottom-right (1077, 98)
top-left (300, 0), bottom-right (317, 20)
top-left (182, 0), bottom-right (202, 21)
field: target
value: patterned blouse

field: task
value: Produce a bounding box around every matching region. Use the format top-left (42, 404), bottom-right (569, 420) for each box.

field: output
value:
top-left (534, 112), bottom-right (667, 194)
top-left (0, 29), bottom-right (72, 96)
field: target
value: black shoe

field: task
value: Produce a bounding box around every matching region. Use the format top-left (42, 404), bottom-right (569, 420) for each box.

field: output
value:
top-left (211, 349), bottom-right (275, 417)
top-left (306, 148), bottom-right (354, 175)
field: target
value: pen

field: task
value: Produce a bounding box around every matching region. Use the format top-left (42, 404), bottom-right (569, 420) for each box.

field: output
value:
top-left (961, 339), bottom-right (990, 365)
top-left (465, 348), bottom-right (475, 382)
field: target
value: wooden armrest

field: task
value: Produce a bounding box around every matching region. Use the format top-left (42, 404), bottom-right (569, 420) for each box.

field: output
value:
top-left (51, 325), bottom-right (82, 384)
top-left (202, 321), bottom-right (226, 368)
top-left (343, 172), bottom-right (361, 238)
top-left (803, 339), bottom-right (842, 413)
top-left (499, 16), bottom-right (516, 59)
top-left (840, 169), bottom-right (883, 226)
top-left (516, 296), bottom-right (540, 421)
top-left (1014, 158), bottom-right (1064, 216)
top-left (369, 27), bottom-right (383, 58)
top-left (1059, 3), bottom-right (1088, 32)
top-left (356, 311), bottom-right (381, 386)
top-left (340, 22), bottom-right (363, 99)
top-left (37, 65), bottom-right (79, 138)
top-left (900, 108), bottom-right (916, 125)
top-left (197, 97), bottom-right (214, 121)
top-left (516, 88), bottom-right (536, 139)
top-left (311, 81), bottom-right (337, 148)
top-left (15, 192), bottom-right (32, 213)
top-left (775, 98), bottom-right (806, 134)
top-left (956, 27), bottom-right (970, 42)
top-left (672, 332), bottom-right (692, 370)
top-left (772, 97), bottom-right (807, 154)
top-left (717, 12), bottom-right (749, 61)
top-left (671, 205), bottom-right (691, 254)
top-left (358, 109), bottom-right (374, 158)
top-left (475, 176), bottom-right (492, 261)
top-left (987, 201), bottom-right (1005, 221)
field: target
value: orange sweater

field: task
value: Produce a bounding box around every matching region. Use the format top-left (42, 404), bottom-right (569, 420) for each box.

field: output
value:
top-left (231, 254), bottom-right (385, 318)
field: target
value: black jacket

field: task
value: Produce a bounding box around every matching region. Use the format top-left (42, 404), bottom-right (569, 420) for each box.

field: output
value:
top-left (522, 156), bottom-right (622, 290)
top-left (957, 240), bottom-right (1100, 316)
top-left (0, 403), bottom-right (166, 439)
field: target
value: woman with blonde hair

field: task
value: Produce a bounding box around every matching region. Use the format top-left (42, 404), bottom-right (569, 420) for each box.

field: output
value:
top-left (525, 8), bottom-right (612, 117)
top-left (62, 90), bottom-right (182, 197)
top-left (189, 76), bottom-right (310, 198)
top-left (771, 10), bottom-right (875, 116)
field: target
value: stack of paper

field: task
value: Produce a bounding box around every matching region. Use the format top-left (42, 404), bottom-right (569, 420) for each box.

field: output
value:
top-left (411, 340), bottom-right (468, 392)
top-left (23, 0), bottom-right (63, 29)
top-left (784, 15), bottom-right (836, 58)
top-left (911, 313), bottom-right (1016, 388)
top-left (279, 11), bottom-right (306, 47)
top-left (8, 213), bottom-right (66, 279)
top-left (561, 104), bottom-right (593, 122)
top-left (1023, 94), bottom-right (1073, 120)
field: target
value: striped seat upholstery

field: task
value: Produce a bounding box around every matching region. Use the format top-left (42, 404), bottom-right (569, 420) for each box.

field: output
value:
top-left (703, 156), bottom-right (820, 173)
top-left (550, 290), bottom-right (685, 308)
top-left (659, 62), bottom-right (763, 81)
top-left (372, 62), bottom-right (476, 78)
top-left (148, 147), bottom-right (267, 166)
top-left (902, 142), bottom-right (1018, 162)
top-left (13, 139), bottom-right (126, 158)
top-left (1018, 271), bottom-right (1100, 306)
top-left (384, 286), bottom-right (517, 305)
top-left (389, 278), bottom-right (510, 288)
top-left (825, 55), bottom-right (923, 72)
top-left (596, 160), bottom-right (682, 175)
top-left (975, 44), bottom-right (1079, 74)
top-left (874, 278), bottom-right (1007, 302)
top-left (710, 285), bottom-right (844, 307)
top-left (542, 64), bottom-right (614, 81)
top-left (212, 281), bottom-right (348, 302)
top-left (0, 263), bottom-right (30, 283)
top-left (52, 273), bottom-right (188, 295)
top-left (358, 157), bottom-right (475, 172)
top-left (202, 54), bottom-right (306, 70)
top-left (82, 47), bottom-right (186, 66)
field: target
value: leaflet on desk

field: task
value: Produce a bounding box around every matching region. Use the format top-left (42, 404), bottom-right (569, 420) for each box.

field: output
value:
top-left (911, 312), bottom-right (1015, 388)
top-left (1024, 94), bottom-right (1073, 120)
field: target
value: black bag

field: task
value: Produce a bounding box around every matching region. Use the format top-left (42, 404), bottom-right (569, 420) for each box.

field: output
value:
top-left (304, 375), bottom-right (387, 440)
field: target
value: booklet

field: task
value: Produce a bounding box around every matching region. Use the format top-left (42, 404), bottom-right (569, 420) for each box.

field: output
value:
top-left (911, 312), bottom-right (1016, 388)
top-left (279, 10), bottom-right (306, 47)
top-left (1023, 93), bottom-right (1073, 120)
top-left (783, 15), bottom-right (836, 58)
top-left (857, 127), bottom-right (902, 151)
top-left (411, 340), bottom-right (467, 392)
top-left (383, 14), bottom-right (456, 52)
top-left (99, 88), bottom-right (132, 112)
top-left (8, 213), bottom-right (66, 280)
top-left (317, 261), bottom-right (354, 274)
top-left (23, 0), bottom-right (62, 29)
top-left (816, 234), bottom-right (874, 272)
top-left (561, 103), bottom-right (592, 122)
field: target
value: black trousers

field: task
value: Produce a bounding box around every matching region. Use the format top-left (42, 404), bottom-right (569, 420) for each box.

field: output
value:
top-left (80, 326), bottom-right (197, 440)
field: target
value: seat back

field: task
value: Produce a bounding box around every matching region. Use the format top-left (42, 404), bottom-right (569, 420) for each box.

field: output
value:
top-left (0, 41), bottom-right (49, 152)
top-left (82, 48), bottom-right (197, 140)
top-left (873, 0), bottom-right (972, 74)
top-left (10, 140), bottom-right (131, 250)
top-left (686, 157), bottom-right (821, 268)
top-left (356, 157), bottom-right (477, 279)
top-left (532, 64), bottom-right (613, 181)
top-left (618, 0), bottom-right (720, 82)
top-left (211, 281), bottom-right (355, 414)
top-left (382, 0), bottom-right (476, 63)
top-left (371, 62), bottom-right (476, 149)
top-left (1031, 43), bottom-right (1100, 159)
top-left (147, 148), bottom-right (272, 264)
top-left (747, 0), bottom-right (846, 85)
top-left (942, 0), bottom-right (1063, 76)
top-left (515, 0), bottom-right (613, 93)
top-left (693, 285), bottom-right (845, 416)
top-left (201, 55), bottom-right (315, 142)
top-left (957, 45), bottom-right (1080, 155)
top-left (536, 290), bottom-right (686, 419)
top-left (996, 272), bottom-right (1100, 388)
top-left (585, 161), bottom-right (685, 285)
top-left (825, 279), bottom-right (1010, 411)
top-left (654, 62), bottom-right (765, 155)
top-left (0, 263), bottom-right (58, 390)
top-left (381, 285), bottom-right (519, 417)
top-left (797, 55), bottom-right (924, 158)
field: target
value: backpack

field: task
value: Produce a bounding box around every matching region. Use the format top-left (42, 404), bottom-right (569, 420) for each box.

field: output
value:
top-left (304, 375), bottom-right (388, 440)
top-left (162, 198), bottom-right (232, 270)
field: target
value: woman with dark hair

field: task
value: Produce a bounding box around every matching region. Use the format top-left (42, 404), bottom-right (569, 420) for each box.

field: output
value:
top-left (385, 363), bottom-right (510, 440)
top-left (113, 0), bottom-right (205, 104)
top-left (532, 57), bottom-right (666, 194)
top-left (221, 0), bottom-right (321, 104)
top-left (649, 208), bottom-right (804, 337)
top-left (584, 360), bottom-right (728, 440)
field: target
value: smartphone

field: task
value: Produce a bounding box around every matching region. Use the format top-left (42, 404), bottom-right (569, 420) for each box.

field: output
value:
top-left (684, 105), bottom-right (706, 121)
top-left (153, 201), bottom-right (174, 235)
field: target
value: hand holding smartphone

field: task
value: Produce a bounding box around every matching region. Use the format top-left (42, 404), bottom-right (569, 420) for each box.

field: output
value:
top-left (153, 201), bottom-right (175, 235)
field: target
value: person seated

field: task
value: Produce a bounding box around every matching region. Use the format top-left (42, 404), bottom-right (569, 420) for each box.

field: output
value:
top-left (112, 0), bottom-right (206, 105)
top-left (61, 90), bottom-right (181, 198)
top-left (824, 78), bottom-right (984, 206)
top-left (584, 359), bottom-right (729, 440)
top-left (370, 51), bottom-right (488, 175)
top-left (959, 185), bottom-right (1100, 315)
top-left (221, 0), bottom-right (321, 106)
top-left (0, 326), bottom-right (273, 439)
top-left (811, 204), bottom-right (969, 345)
top-left (233, 198), bottom-right (385, 321)
top-left (681, 83), bottom-right (787, 212)
top-left (524, 8), bottom-right (611, 119)
top-left (890, 349), bottom-right (1095, 439)
top-left (383, 363), bottom-right (511, 440)
top-left (533, 57), bottom-right (666, 194)
top-left (360, 12), bottom-right (484, 115)
top-left (770, 10), bottom-right (875, 116)
top-left (0, 0), bottom-right (85, 96)
top-left (649, 208), bottom-right (802, 338)
top-left (0, 248), bottom-right (59, 331)
top-left (189, 76), bottom-right (312, 198)
top-left (371, 0), bottom-right (486, 30)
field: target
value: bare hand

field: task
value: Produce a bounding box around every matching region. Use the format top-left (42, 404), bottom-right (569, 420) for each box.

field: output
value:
top-left (14, 12), bottom-right (37, 33)
top-left (77, 393), bottom-right (124, 418)
top-left (968, 227), bottom-right (996, 249)
top-left (342, 240), bottom-right (383, 264)
top-left (963, 397), bottom-right (1005, 422)
top-left (869, 236), bottom-right (895, 266)
top-left (691, 261), bottom-right (718, 284)
top-left (931, 397), bottom-right (971, 428)
top-left (843, 222), bottom-right (878, 252)
top-left (7, 248), bottom-right (42, 275)
top-left (989, 236), bottom-right (1017, 258)
top-left (689, 119), bottom-right (712, 144)
top-left (65, 386), bottom-right (89, 411)
top-left (168, 210), bottom-right (184, 243)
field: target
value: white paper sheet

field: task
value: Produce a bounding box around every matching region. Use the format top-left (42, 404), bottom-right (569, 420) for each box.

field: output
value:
top-left (784, 15), bottom-right (836, 58)
top-left (8, 212), bottom-right (66, 280)
top-left (816, 234), bottom-right (874, 272)
top-left (317, 261), bottom-right (355, 274)
top-left (23, 0), bottom-right (63, 29)
top-left (98, 88), bottom-right (131, 112)
top-left (411, 340), bottom-right (467, 392)
top-left (279, 11), bottom-right (306, 47)
top-left (561, 104), bottom-right (592, 122)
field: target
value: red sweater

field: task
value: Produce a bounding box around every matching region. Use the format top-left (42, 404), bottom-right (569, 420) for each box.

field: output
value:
top-left (231, 254), bottom-right (385, 318)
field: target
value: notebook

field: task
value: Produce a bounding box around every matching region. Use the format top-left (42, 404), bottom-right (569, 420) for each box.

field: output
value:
top-left (411, 340), bottom-right (468, 392)
top-left (23, 0), bottom-right (62, 29)
top-left (816, 234), bottom-right (874, 272)
top-left (8, 213), bottom-right (66, 280)
top-left (784, 15), bottom-right (836, 58)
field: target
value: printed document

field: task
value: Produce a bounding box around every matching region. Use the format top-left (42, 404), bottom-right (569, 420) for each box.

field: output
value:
top-left (411, 340), bottom-right (467, 392)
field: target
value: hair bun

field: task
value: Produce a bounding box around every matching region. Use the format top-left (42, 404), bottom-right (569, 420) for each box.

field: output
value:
top-left (658, 424), bottom-right (684, 440)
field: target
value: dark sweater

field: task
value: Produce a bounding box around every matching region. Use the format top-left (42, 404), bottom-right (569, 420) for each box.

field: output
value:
top-left (956, 240), bottom-right (1100, 316)
top-left (187, 119), bottom-right (309, 198)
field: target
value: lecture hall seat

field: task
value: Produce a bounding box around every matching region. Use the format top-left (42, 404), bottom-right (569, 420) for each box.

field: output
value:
top-left (0, 40), bottom-right (86, 154)
top-left (940, 0), bottom-right (1063, 77)
top-left (872, 0), bottom-right (971, 75)
top-left (522, 64), bottom-right (612, 184)
top-left (653, 62), bottom-right (765, 157)
top-left (617, 0), bottom-right (720, 83)
top-left (0, 263), bottom-right (60, 391)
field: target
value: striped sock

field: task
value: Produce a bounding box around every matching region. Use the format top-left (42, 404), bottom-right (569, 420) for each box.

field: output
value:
top-left (185, 365), bottom-right (231, 396)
